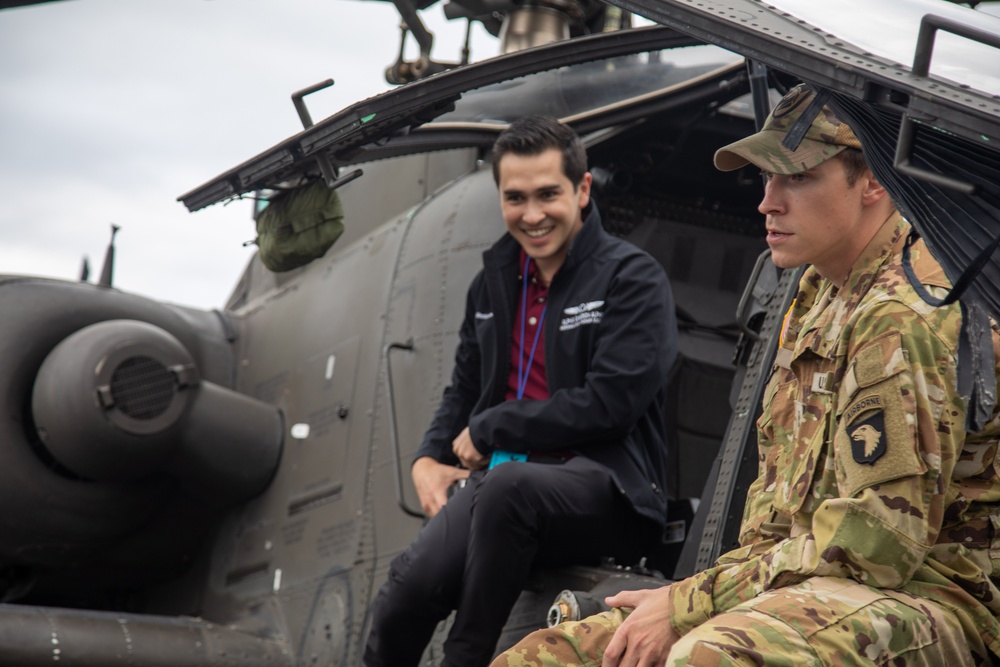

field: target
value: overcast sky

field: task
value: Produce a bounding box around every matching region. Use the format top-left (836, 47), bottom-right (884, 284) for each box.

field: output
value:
top-left (0, 0), bottom-right (496, 309)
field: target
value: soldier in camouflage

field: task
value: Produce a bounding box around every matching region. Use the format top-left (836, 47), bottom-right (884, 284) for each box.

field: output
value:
top-left (492, 84), bottom-right (1000, 665)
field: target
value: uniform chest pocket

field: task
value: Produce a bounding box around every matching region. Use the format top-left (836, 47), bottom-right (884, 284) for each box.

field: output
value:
top-left (759, 352), bottom-right (833, 515)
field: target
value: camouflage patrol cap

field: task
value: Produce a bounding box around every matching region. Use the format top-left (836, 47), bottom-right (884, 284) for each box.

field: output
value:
top-left (714, 84), bottom-right (862, 174)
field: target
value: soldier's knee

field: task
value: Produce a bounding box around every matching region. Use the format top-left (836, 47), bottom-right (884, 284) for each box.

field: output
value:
top-left (667, 627), bottom-right (770, 667)
top-left (492, 610), bottom-right (624, 667)
top-left (667, 642), bottom-right (762, 667)
top-left (489, 626), bottom-right (567, 667)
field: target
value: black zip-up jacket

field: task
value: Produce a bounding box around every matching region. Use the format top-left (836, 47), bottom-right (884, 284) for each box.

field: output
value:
top-left (415, 204), bottom-right (677, 524)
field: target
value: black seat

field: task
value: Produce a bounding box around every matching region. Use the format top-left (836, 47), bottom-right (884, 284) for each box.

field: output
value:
top-left (663, 347), bottom-right (735, 501)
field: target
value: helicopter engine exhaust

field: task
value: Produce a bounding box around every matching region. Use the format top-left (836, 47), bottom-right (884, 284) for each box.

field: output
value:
top-left (32, 319), bottom-right (282, 501)
top-left (0, 277), bottom-right (283, 602)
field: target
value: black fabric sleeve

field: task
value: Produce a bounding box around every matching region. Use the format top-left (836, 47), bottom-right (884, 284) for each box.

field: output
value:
top-left (413, 275), bottom-right (485, 464)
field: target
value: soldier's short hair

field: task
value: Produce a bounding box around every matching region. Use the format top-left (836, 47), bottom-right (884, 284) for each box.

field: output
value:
top-left (836, 147), bottom-right (868, 187)
top-left (714, 84), bottom-right (864, 176)
top-left (492, 116), bottom-right (588, 189)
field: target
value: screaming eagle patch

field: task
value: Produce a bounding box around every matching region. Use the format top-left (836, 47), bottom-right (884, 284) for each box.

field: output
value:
top-left (848, 409), bottom-right (887, 465)
top-left (837, 331), bottom-right (925, 498)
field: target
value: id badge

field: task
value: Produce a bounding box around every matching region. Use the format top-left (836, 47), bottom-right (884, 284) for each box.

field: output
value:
top-left (489, 450), bottom-right (527, 470)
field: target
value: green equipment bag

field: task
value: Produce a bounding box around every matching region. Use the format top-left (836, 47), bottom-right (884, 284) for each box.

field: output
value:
top-left (255, 179), bottom-right (345, 272)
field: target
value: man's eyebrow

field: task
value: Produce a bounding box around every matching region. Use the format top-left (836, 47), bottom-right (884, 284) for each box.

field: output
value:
top-left (503, 184), bottom-right (562, 194)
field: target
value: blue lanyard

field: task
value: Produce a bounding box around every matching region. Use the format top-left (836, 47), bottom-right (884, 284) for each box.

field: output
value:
top-left (517, 255), bottom-right (547, 400)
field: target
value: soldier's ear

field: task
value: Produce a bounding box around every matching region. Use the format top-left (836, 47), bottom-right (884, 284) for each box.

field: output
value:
top-left (860, 172), bottom-right (888, 206)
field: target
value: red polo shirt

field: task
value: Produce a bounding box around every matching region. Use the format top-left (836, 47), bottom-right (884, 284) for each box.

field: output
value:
top-left (506, 250), bottom-right (550, 401)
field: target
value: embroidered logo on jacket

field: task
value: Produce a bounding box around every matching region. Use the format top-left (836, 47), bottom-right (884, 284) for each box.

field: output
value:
top-left (849, 410), bottom-right (887, 464)
top-left (475, 311), bottom-right (494, 320)
top-left (563, 301), bottom-right (604, 315)
top-left (560, 301), bottom-right (604, 331)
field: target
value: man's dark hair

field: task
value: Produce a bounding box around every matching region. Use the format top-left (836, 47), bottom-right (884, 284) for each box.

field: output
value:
top-left (491, 116), bottom-right (588, 188)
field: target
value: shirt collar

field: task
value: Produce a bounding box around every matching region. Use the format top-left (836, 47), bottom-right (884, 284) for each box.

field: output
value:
top-left (837, 211), bottom-right (908, 304)
top-left (788, 212), bottom-right (909, 359)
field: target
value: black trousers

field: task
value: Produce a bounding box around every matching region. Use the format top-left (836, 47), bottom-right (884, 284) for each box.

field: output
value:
top-left (363, 456), bottom-right (659, 667)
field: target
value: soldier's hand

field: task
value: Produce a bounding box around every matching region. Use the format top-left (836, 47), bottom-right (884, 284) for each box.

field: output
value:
top-left (452, 427), bottom-right (489, 471)
top-left (601, 586), bottom-right (678, 667)
top-left (412, 456), bottom-right (470, 517)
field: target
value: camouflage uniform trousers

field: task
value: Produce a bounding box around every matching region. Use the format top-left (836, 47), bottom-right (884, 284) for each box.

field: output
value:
top-left (494, 577), bottom-right (981, 666)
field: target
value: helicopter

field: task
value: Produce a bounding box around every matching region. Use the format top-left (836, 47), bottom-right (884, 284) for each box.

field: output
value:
top-left (0, 0), bottom-right (999, 664)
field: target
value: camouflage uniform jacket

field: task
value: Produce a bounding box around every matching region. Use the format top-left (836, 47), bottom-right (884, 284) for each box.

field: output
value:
top-left (667, 213), bottom-right (1000, 655)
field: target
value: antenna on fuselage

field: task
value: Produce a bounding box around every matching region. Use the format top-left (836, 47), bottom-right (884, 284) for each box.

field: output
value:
top-left (97, 224), bottom-right (120, 288)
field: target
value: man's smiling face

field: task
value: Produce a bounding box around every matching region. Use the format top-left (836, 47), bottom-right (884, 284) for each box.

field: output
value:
top-left (498, 147), bottom-right (591, 284)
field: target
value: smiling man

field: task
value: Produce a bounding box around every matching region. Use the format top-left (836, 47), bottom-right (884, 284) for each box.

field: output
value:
top-left (493, 86), bottom-right (1000, 666)
top-left (363, 116), bottom-right (678, 667)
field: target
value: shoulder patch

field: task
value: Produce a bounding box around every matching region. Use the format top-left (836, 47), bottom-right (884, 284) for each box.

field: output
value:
top-left (836, 331), bottom-right (925, 497)
top-left (848, 410), bottom-right (886, 464)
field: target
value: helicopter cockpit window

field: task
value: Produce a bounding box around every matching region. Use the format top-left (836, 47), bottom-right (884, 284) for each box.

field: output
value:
top-left (433, 45), bottom-right (744, 125)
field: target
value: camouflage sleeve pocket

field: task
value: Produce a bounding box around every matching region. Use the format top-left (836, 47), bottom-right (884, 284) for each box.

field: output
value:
top-left (835, 331), bottom-right (926, 499)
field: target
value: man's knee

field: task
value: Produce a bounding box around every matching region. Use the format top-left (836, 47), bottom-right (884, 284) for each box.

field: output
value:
top-left (471, 463), bottom-right (540, 521)
top-left (380, 546), bottom-right (452, 610)
top-left (477, 462), bottom-right (536, 497)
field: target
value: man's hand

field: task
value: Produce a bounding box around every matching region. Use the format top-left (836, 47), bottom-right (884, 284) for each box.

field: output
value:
top-left (452, 426), bottom-right (489, 471)
top-left (601, 586), bottom-right (679, 667)
top-left (412, 456), bottom-right (470, 517)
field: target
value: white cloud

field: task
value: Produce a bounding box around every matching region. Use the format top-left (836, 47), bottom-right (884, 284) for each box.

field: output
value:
top-left (0, 0), bottom-right (495, 308)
